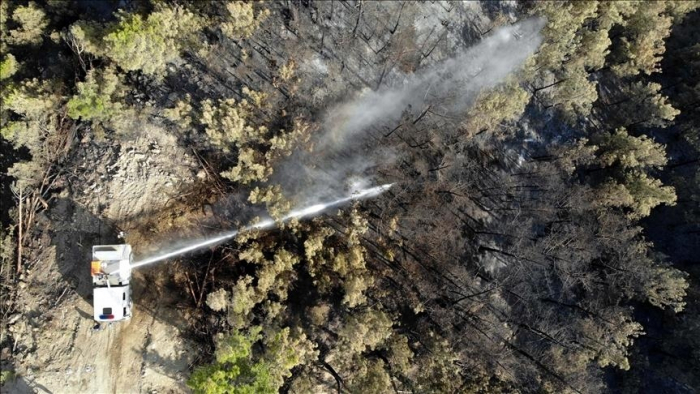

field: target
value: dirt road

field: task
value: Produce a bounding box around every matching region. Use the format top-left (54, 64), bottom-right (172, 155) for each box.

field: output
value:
top-left (6, 265), bottom-right (195, 394)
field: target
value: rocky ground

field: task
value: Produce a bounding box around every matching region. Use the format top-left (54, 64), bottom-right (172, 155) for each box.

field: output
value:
top-left (3, 123), bottom-right (208, 393)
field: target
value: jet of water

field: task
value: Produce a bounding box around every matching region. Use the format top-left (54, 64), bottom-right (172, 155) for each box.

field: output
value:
top-left (130, 183), bottom-right (393, 269)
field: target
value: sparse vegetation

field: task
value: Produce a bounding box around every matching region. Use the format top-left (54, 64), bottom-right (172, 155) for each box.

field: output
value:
top-left (0, 370), bottom-right (16, 385)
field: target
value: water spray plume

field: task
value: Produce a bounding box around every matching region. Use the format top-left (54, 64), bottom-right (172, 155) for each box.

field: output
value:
top-left (273, 18), bottom-right (544, 207)
top-left (130, 183), bottom-right (394, 269)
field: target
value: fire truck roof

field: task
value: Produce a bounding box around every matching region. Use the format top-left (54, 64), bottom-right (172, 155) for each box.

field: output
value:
top-left (92, 244), bottom-right (132, 261)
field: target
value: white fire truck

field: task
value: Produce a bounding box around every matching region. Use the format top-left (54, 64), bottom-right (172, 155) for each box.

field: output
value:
top-left (91, 244), bottom-right (133, 322)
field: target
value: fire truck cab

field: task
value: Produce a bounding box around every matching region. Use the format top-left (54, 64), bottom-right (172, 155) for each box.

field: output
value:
top-left (91, 244), bottom-right (133, 322)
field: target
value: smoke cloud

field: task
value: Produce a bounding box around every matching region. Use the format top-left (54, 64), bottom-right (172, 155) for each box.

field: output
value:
top-left (130, 19), bottom-right (544, 266)
top-left (275, 17), bottom-right (544, 204)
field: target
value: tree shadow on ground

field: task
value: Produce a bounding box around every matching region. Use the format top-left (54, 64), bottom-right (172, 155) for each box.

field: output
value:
top-left (50, 198), bottom-right (119, 302)
top-left (2, 375), bottom-right (53, 394)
